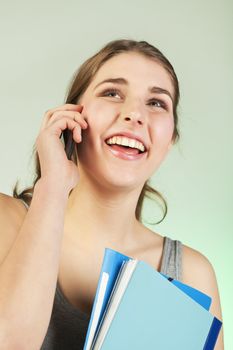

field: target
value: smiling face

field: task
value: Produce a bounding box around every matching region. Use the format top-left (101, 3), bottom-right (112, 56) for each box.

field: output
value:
top-left (76, 52), bottom-right (175, 191)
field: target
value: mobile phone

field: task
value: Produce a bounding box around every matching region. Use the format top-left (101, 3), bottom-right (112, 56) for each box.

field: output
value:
top-left (61, 129), bottom-right (75, 160)
top-left (60, 105), bottom-right (85, 160)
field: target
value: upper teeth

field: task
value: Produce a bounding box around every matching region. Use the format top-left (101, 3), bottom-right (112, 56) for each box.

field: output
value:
top-left (106, 136), bottom-right (145, 152)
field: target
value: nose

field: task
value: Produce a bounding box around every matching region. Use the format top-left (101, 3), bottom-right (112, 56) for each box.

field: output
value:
top-left (120, 107), bottom-right (146, 127)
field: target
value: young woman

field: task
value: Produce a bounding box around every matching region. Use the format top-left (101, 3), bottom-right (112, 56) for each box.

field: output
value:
top-left (0, 39), bottom-right (223, 349)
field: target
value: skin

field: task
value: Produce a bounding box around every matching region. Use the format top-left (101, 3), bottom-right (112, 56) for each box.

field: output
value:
top-left (58, 52), bottom-right (223, 348)
top-left (25, 52), bottom-right (223, 348)
top-left (64, 52), bottom-right (175, 249)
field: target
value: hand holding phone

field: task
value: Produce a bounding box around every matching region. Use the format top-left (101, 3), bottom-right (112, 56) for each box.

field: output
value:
top-left (36, 104), bottom-right (88, 194)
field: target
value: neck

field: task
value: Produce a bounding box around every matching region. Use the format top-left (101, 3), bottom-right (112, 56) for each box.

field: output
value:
top-left (64, 176), bottom-right (144, 252)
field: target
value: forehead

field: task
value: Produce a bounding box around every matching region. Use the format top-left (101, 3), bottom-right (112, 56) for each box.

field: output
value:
top-left (90, 52), bottom-right (174, 96)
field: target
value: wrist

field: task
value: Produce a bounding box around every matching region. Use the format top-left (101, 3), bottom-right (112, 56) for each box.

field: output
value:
top-left (34, 177), bottom-right (70, 202)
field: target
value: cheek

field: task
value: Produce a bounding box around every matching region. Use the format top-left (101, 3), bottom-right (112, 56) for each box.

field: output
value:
top-left (81, 98), bottom-right (118, 129)
top-left (152, 116), bottom-right (174, 146)
top-left (78, 99), bottom-right (118, 152)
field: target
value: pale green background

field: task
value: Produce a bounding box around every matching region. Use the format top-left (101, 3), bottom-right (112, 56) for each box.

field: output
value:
top-left (0, 0), bottom-right (232, 348)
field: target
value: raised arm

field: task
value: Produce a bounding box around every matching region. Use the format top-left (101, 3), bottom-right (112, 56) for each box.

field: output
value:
top-left (0, 103), bottom-right (87, 349)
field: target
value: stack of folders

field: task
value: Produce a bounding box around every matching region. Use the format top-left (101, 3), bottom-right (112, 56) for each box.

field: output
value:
top-left (83, 248), bottom-right (222, 350)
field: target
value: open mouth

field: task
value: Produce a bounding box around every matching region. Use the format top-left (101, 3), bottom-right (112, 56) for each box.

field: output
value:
top-left (104, 141), bottom-right (145, 155)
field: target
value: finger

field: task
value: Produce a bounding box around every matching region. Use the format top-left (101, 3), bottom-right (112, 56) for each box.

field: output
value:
top-left (40, 109), bottom-right (86, 132)
top-left (47, 110), bottom-right (88, 129)
top-left (51, 117), bottom-right (82, 138)
top-left (46, 104), bottom-right (83, 116)
top-left (45, 104), bottom-right (83, 123)
top-left (73, 124), bottom-right (82, 143)
top-left (40, 104), bottom-right (83, 130)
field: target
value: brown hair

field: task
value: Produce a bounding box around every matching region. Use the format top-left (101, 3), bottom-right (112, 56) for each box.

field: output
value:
top-left (13, 38), bottom-right (180, 225)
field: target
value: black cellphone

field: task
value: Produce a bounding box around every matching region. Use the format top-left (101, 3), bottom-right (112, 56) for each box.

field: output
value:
top-left (60, 105), bottom-right (85, 160)
top-left (61, 129), bottom-right (75, 160)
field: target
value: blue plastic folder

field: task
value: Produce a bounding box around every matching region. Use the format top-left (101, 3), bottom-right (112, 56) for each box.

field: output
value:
top-left (84, 248), bottom-right (222, 350)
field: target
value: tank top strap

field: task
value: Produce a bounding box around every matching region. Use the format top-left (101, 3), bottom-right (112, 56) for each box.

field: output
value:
top-left (160, 236), bottom-right (182, 281)
top-left (19, 198), bottom-right (29, 210)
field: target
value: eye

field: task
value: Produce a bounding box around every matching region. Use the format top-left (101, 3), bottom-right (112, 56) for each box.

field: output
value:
top-left (148, 99), bottom-right (168, 111)
top-left (101, 88), bottom-right (121, 99)
top-left (100, 89), bottom-right (168, 111)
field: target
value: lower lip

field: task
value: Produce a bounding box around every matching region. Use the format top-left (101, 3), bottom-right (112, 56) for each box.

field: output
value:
top-left (104, 142), bottom-right (147, 161)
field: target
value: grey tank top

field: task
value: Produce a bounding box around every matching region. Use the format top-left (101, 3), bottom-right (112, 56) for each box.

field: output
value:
top-left (19, 199), bottom-right (182, 349)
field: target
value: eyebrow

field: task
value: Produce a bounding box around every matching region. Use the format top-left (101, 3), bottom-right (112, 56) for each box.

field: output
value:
top-left (94, 77), bottom-right (174, 103)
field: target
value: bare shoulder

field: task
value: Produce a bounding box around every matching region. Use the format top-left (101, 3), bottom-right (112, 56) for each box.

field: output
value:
top-left (0, 192), bottom-right (28, 224)
top-left (182, 244), bottom-right (221, 299)
top-left (182, 244), bottom-right (224, 349)
top-left (0, 193), bottom-right (27, 265)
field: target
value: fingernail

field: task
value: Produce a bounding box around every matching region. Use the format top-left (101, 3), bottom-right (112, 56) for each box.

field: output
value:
top-left (76, 105), bottom-right (83, 112)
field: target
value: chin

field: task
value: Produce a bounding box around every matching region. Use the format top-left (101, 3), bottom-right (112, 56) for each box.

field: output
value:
top-left (100, 168), bottom-right (145, 191)
top-left (82, 161), bottom-right (145, 192)
top-left (77, 143), bottom-right (152, 190)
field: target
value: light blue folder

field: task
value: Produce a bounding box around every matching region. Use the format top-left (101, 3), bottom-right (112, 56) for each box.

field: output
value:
top-left (84, 248), bottom-right (221, 350)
